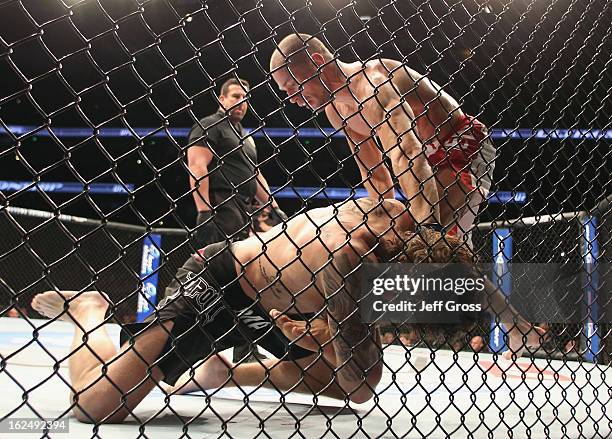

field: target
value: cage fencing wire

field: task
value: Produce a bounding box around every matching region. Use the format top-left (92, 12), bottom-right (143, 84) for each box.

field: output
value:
top-left (0, 0), bottom-right (611, 436)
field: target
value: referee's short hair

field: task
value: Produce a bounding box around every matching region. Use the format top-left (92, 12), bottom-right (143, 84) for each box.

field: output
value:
top-left (220, 77), bottom-right (250, 96)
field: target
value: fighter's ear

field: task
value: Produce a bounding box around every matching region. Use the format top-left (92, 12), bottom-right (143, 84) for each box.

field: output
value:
top-left (311, 52), bottom-right (326, 66)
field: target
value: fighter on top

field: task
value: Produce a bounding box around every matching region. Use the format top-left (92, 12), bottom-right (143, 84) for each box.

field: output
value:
top-left (270, 33), bottom-right (495, 241)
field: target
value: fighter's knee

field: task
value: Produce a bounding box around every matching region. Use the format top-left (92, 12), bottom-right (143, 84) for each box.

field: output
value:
top-left (70, 391), bottom-right (129, 424)
top-left (72, 403), bottom-right (128, 424)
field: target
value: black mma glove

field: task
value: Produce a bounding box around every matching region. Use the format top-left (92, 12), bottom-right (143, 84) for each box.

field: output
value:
top-left (195, 211), bottom-right (224, 246)
top-left (266, 206), bottom-right (288, 226)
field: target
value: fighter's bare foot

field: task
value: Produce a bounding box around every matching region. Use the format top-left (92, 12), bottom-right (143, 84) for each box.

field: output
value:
top-left (169, 353), bottom-right (232, 395)
top-left (503, 324), bottom-right (546, 361)
top-left (31, 290), bottom-right (110, 323)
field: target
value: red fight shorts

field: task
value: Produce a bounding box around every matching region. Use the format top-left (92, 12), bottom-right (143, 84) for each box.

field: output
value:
top-left (424, 115), bottom-right (496, 239)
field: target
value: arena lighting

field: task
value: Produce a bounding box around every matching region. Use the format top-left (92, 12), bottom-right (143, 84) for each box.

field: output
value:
top-left (3, 125), bottom-right (610, 139)
top-left (0, 181), bottom-right (134, 194)
top-left (475, 1), bottom-right (494, 13)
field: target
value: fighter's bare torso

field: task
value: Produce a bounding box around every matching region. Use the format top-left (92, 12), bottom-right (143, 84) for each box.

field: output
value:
top-left (327, 59), bottom-right (464, 143)
top-left (232, 198), bottom-right (412, 313)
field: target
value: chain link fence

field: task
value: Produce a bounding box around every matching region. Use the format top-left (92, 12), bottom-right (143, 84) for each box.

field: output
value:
top-left (0, 0), bottom-right (611, 437)
top-left (0, 207), bottom-right (194, 324)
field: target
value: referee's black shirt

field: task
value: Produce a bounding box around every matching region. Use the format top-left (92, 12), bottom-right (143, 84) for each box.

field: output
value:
top-left (187, 110), bottom-right (258, 203)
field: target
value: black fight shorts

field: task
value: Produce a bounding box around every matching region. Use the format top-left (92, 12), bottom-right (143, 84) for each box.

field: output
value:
top-left (120, 242), bottom-right (314, 385)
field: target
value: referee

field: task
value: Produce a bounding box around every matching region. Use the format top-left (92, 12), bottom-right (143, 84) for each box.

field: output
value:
top-left (186, 77), bottom-right (287, 362)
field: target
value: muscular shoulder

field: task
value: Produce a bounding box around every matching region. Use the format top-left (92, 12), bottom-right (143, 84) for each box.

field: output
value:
top-left (195, 113), bottom-right (224, 130)
top-left (337, 197), bottom-right (403, 221)
top-left (354, 197), bottom-right (390, 216)
top-left (189, 113), bottom-right (224, 145)
top-left (325, 102), bottom-right (353, 130)
top-left (360, 197), bottom-right (407, 220)
top-left (362, 59), bottom-right (412, 84)
top-left (364, 59), bottom-right (429, 98)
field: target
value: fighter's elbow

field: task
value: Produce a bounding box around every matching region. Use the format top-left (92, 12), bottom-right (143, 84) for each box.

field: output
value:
top-left (390, 142), bottom-right (421, 165)
top-left (348, 373), bottom-right (381, 404)
top-left (348, 389), bottom-right (375, 404)
top-left (189, 163), bottom-right (210, 184)
top-left (345, 364), bottom-right (382, 404)
top-left (390, 154), bottom-right (411, 178)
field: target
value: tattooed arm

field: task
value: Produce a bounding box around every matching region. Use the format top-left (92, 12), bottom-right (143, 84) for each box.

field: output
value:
top-left (319, 241), bottom-right (383, 404)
